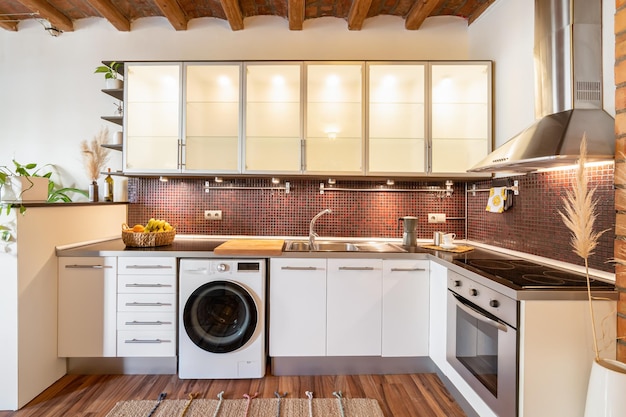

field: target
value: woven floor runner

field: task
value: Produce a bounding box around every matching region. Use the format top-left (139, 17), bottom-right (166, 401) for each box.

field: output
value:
top-left (105, 396), bottom-right (384, 417)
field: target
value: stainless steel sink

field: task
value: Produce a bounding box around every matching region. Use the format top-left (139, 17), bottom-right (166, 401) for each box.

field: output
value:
top-left (284, 240), bottom-right (406, 253)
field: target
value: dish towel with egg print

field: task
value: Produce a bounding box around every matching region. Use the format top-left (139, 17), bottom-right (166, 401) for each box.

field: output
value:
top-left (486, 187), bottom-right (507, 213)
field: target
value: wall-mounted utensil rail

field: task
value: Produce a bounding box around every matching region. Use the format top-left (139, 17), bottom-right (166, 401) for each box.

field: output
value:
top-left (468, 180), bottom-right (519, 196)
top-left (204, 181), bottom-right (291, 194)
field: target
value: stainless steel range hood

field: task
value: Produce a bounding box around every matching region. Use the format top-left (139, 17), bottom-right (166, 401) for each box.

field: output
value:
top-left (469, 0), bottom-right (615, 173)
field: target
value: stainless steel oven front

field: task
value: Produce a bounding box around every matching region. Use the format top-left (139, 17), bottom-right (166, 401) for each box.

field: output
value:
top-left (446, 269), bottom-right (518, 417)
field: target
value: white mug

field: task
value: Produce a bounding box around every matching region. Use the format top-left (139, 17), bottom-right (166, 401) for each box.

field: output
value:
top-left (442, 233), bottom-right (456, 246)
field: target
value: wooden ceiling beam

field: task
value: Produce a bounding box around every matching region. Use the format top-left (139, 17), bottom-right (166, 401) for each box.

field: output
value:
top-left (154, 0), bottom-right (188, 30)
top-left (16, 0), bottom-right (74, 32)
top-left (348, 0), bottom-right (373, 31)
top-left (405, 0), bottom-right (446, 30)
top-left (467, 0), bottom-right (496, 24)
top-left (288, 0), bottom-right (304, 30)
top-left (219, 0), bottom-right (244, 31)
top-left (0, 18), bottom-right (18, 31)
top-left (86, 0), bottom-right (130, 31)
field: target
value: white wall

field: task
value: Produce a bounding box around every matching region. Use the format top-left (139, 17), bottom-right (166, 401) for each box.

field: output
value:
top-left (0, 15), bottom-right (469, 195)
top-left (468, 0), bottom-right (616, 148)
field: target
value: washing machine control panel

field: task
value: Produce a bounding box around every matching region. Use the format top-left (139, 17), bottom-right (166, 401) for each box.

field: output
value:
top-left (216, 263), bottom-right (229, 272)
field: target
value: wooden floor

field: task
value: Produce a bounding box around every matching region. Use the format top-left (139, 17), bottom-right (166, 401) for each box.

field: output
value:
top-left (0, 372), bottom-right (466, 417)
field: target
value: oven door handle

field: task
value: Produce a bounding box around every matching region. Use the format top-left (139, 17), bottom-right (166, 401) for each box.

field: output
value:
top-left (453, 293), bottom-right (508, 333)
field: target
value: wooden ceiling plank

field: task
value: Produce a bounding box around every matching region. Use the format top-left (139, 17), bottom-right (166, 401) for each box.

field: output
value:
top-left (467, 0), bottom-right (496, 25)
top-left (405, 0), bottom-right (446, 30)
top-left (86, 0), bottom-right (130, 31)
top-left (348, 0), bottom-right (373, 31)
top-left (219, 0), bottom-right (244, 31)
top-left (154, 0), bottom-right (188, 31)
top-left (0, 19), bottom-right (19, 31)
top-left (16, 0), bottom-right (74, 31)
top-left (288, 0), bottom-right (304, 30)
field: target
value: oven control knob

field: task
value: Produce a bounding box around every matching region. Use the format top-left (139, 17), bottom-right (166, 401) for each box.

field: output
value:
top-left (489, 299), bottom-right (500, 308)
top-left (469, 288), bottom-right (478, 296)
top-left (216, 263), bottom-right (229, 272)
top-left (454, 280), bottom-right (462, 287)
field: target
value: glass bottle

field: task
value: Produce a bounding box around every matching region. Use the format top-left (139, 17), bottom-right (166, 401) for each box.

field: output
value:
top-left (104, 168), bottom-right (114, 202)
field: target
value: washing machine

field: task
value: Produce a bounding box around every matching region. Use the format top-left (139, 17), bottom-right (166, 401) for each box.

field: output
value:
top-left (178, 258), bottom-right (266, 379)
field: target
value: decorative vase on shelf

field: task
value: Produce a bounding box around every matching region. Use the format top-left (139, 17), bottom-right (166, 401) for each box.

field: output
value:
top-left (88, 181), bottom-right (99, 202)
top-left (0, 176), bottom-right (49, 203)
top-left (584, 358), bottom-right (626, 417)
top-left (105, 78), bottom-right (123, 89)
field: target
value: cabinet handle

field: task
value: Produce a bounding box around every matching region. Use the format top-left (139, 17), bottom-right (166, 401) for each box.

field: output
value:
top-left (338, 266), bottom-right (375, 271)
top-left (125, 302), bottom-right (172, 307)
top-left (124, 338), bottom-right (171, 344)
top-left (125, 283), bottom-right (172, 288)
top-left (390, 268), bottom-right (427, 272)
top-left (125, 265), bottom-right (173, 270)
top-left (125, 320), bottom-right (172, 326)
top-left (64, 264), bottom-right (112, 269)
top-left (280, 266), bottom-right (319, 270)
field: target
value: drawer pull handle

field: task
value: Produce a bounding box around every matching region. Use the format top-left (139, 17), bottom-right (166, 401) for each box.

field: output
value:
top-left (125, 321), bottom-right (172, 326)
top-left (124, 339), bottom-right (171, 344)
top-left (338, 266), bottom-right (375, 271)
top-left (125, 265), bottom-right (173, 270)
top-left (280, 266), bottom-right (319, 271)
top-left (125, 302), bottom-right (172, 307)
top-left (65, 264), bottom-right (112, 269)
top-left (390, 268), bottom-right (427, 272)
top-left (125, 283), bottom-right (172, 288)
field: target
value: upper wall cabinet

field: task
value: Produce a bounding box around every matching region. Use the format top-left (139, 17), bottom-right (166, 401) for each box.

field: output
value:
top-left (244, 63), bottom-right (302, 173)
top-left (367, 63), bottom-right (426, 174)
top-left (185, 63), bottom-right (241, 173)
top-left (121, 60), bottom-right (491, 177)
top-left (124, 63), bottom-right (182, 173)
top-left (430, 62), bottom-right (492, 174)
top-left (305, 63), bottom-right (364, 174)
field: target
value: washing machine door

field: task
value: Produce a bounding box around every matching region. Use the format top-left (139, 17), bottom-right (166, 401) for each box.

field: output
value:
top-left (183, 280), bottom-right (258, 353)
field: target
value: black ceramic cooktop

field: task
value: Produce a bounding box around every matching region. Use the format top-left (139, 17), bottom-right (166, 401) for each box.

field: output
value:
top-left (454, 258), bottom-right (615, 290)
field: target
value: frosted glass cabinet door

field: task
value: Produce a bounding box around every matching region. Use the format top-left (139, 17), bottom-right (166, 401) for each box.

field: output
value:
top-left (125, 63), bottom-right (182, 173)
top-left (306, 63), bottom-right (364, 174)
top-left (430, 62), bottom-right (492, 173)
top-left (185, 63), bottom-right (241, 172)
top-left (368, 63), bottom-right (426, 174)
top-left (245, 63), bottom-right (302, 173)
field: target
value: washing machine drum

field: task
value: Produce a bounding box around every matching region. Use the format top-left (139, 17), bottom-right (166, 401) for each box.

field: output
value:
top-left (183, 280), bottom-right (258, 353)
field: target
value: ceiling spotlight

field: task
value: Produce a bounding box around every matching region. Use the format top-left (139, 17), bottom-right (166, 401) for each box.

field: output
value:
top-left (328, 178), bottom-right (336, 185)
top-left (386, 179), bottom-right (395, 186)
top-left (214, 177), bottom-right (223, 183)
top-left (159, 176), bottom-right (168, 182)
top-left (271, 177), bottom-right (280, 184)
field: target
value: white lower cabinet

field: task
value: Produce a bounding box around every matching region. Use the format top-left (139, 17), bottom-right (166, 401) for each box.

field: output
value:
top-left (381, 259), bottom-right (430, 357)
top-left (116, 257), bottom-right (177, 357)
top-left (270, 257), bottom-right (430, 358)
top-left (327, 258), bottom-right (383, 356)
top-left (58, 257), bottom-right (117, 357)
top-left (269, 258), bottom-right (327, 356)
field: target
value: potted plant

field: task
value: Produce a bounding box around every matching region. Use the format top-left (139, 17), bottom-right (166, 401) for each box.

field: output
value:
top-left (0, 160), bottom-right (88, 214)
top-left (559, 135), bottom-right (626, 416)
top-left (94, 61), bottom-right (122, 89)
top-left (0, 160), bottom-right (50, 207)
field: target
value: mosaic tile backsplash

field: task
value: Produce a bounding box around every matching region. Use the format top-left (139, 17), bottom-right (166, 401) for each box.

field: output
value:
top-left (467, 163), bottom-right (615, 272)
top-left (127, 178), bottom-right (465, 241)
top-left (128, 164), bottom-right (615, 273)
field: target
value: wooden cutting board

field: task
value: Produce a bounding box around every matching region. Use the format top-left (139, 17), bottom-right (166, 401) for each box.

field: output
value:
top-left (213, 239), bottom-right (285, 256)
top-left (421, 244), bottom-right (475, 253)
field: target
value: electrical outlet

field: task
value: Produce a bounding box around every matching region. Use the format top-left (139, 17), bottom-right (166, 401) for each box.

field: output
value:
top-left (428, 213), bottom-right (446, 223)
top-left (204, 210), bottom-right (222, 220)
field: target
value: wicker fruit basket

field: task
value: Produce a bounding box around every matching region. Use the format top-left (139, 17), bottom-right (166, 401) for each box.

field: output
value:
top-left (121, 223), bottom-right (176, 247)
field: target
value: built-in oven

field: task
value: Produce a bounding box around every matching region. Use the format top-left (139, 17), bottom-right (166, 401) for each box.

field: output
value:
top-left (447, 269), bottom-right (518, 417)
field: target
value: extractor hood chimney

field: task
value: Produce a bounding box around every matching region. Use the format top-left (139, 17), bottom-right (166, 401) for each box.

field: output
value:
top-left (468, 0), bottom-right (615, 173)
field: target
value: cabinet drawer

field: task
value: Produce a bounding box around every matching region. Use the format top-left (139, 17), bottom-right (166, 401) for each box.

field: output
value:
top-left (117, 330), bottom-right (176, 357)
top-left (117, 312), bottom-right (176, 330)
top-left (117, 293), bottom-right (176, 312)
top-left (118, 274), bottom-right (176, 293)
top-left (117, 257), bottom-right (176, 275)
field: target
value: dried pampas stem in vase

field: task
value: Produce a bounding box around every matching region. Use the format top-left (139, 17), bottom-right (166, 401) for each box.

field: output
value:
top-left (81, 126), bottom-right (111, 182)
top-left (559, 134), bottom-right (607, 360)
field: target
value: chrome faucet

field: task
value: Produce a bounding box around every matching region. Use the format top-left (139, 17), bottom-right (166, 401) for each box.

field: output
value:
top-left (309, 208), bottom-right (332, 249)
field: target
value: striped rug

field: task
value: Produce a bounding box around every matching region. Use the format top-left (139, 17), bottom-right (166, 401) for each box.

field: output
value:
top-left (105, 394), bottom-right (384, 417)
